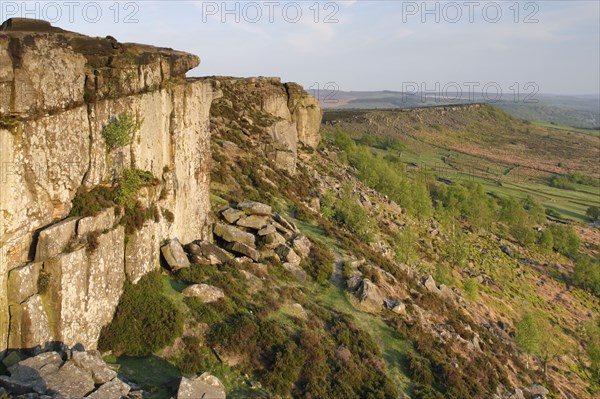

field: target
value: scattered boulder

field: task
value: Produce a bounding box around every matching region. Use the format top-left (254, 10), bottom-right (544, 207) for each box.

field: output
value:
top-left (276, 245), bottom-right (301, 264)
top-left (282, 263), bottom-right (308, 282)
top-left (214, 223), bottom-right (256, 247)
top-left (292, 235), bottom-right (311, 258)
top-left (237, 201), bottom-right (272, 216)
top-left (161, 238), bottom-right (190, 271)
top-left (176, 372), bottom-right (226, 399)
top-left (384, 299), bottom-right (406, 315)
top-left (182, 284), bottom-right (225, 303)
top-left (500, 245), bottom-right (514, 258)
top-left (44, 360), bottom-right (95, 397)
top-left (263, 232), bottom-right (286, 248)
top-left (273, 213), bottom-right (298, 232)
top-left (423, 275), bottom-right (441, 294)
top-left (356, 279), bottom-right (385, 310)
top-left (225, 242), bottom-right (261, 262)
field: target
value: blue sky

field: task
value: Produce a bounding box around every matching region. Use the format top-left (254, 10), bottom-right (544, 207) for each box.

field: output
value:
top-left (4, 1), bottom-right (599, 95)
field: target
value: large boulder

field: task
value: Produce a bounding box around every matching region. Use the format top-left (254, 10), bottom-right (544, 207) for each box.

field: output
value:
top-left (237, 201), bottom-right (272, 216)
top-left (357, 279), bottom-right (385, 310)
top-left (161, 238), bottom-right (190, 271)
top-left (423, 275), bottom-right (441, 295)
top-left (182, 284), bottom-right (225, 303)
top-left (177, 372), bottom-right (226, 399)
top-left (44, 360), bottom-right (95, 397)
top-left (214, 223), bottom-right (256, 247)
top-left (292, 235), bottom-right (311, 258)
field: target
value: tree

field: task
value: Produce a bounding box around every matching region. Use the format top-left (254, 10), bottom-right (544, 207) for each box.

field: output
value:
top-left (515, 312), bottom-right (563, 381)
top-left (548, 224), bottom-right (580, 258)
top-left (537, 228), bottom-right (554, 255)
top-left (572, 254), bottom-right (600, 296)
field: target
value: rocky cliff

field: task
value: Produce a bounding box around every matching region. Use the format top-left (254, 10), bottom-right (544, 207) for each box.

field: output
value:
top-left (0, 18), bottom-right (322, 355)
top-left (0, 18), bottom-right (216, 352)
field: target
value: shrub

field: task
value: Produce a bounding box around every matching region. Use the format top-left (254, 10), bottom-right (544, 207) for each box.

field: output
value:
top-left (114, 169), bottom-right (156, 207)
top-left (462, 279), bottom-right (479, 301)
top-left (102, 112), bottom-right (142, 149)
top-left (333, 185), bottom-right (374, 242)
top-left (98, 271), bottom-right (183, 356)
top-left (69, 186), bottom-right (115, 217)
top-left (301, 239), bottom-right (334, 284)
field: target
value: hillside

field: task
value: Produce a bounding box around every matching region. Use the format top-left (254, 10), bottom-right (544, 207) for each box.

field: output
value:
top-left (324, 105), bottom-right (600, 224)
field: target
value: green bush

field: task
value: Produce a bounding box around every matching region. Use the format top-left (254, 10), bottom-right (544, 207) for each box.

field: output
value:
top-left (333, 185), bottom-right (374, 242)
top-left (98, 271), bottom-right (183, 356)
top-left (572, 254), bottom-right (600, 296)
top-left (69, 186), bottom-right (115, 217)
top-left (114, 169), bottom-right (157, 207)
top-left (103, 112), bottom-right (142, 149)
top-left (548, 224), bottom-right (580, 258)
top-left (300, 239), bottom-right (334, 284)
top-left (586, 206), bottom-right (600, 221)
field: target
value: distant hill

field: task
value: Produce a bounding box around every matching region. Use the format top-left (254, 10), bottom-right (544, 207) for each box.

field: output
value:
top-left (316, 90), bottom-right (600, 129)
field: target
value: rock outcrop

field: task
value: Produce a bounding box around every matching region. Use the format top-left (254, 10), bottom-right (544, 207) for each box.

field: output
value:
top-left (210, 77), bottom-right (322, 173)
top-left (0, 19), bottom-right (216, 353)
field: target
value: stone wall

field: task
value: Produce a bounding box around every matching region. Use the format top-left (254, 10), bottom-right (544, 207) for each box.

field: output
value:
top-left (0, 19), bottom-right (216, 353)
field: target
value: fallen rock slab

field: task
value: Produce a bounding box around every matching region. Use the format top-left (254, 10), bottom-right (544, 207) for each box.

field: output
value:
top-left (187, 241), bottom-right (233, 265)
top-left (214, 223), bottom-right (255, 247)
top-left (226, 242), bottom-right (261, 262)
top-left (72, 351), bottom-right (116, 384)
top-left (161, 238), bottom-right (190, 271)
top-left (177, 372), bottom-right (226, 399)
top-left (182, 284), bottom-right (225, 303)
top-left (236, 215), bottom-right (269, 230)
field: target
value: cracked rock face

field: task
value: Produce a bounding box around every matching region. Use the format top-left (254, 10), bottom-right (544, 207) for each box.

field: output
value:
top-left (0, 19), bottom-right (215, 353)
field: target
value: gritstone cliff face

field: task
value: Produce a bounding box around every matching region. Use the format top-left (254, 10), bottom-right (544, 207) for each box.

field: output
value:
top-left (0, 18), bottom-right (322, 353)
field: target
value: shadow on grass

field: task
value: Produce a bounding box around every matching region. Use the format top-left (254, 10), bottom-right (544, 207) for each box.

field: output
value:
top-left (115, 355), bottom-right (181, 399)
